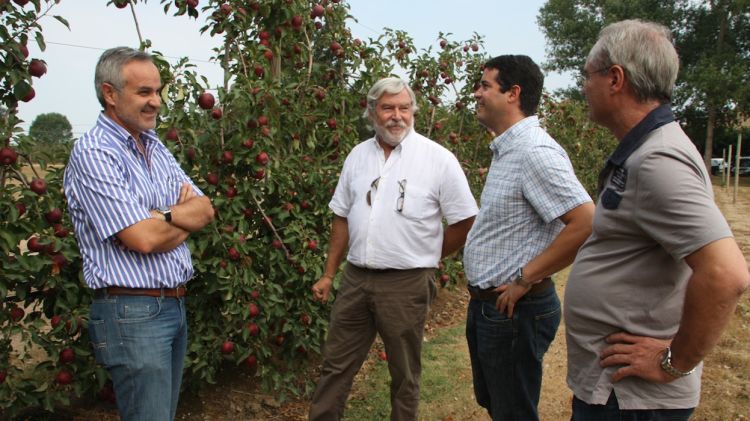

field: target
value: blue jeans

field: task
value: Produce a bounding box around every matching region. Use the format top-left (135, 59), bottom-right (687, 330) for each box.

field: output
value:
top-left (572, 393), bottom-right (694, 420)
top-left (88, 294), bottom-right (188, 421)
top-left (466, 286), bottom-right (560, 421)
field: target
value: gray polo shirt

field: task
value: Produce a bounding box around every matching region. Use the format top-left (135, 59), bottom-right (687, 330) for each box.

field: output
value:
top-left (564, 121), bottom-right (732, 409)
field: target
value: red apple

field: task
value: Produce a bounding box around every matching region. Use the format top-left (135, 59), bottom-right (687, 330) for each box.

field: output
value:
top-left (30, 178), bottom-right (46, 195)
top-left (221, 150), bottom-right (233, 164)
top-left (50, 314), bottom-right (62, 328)
top-left (45, 208), bottom-right (63, 224)
top-left (54, 225), bottom-right (69, 238)
top-left (263, 50), bottom-right (274, 61)
top-left (28, 59), bottom-right (47, 78)
top-left (186, 147), bottom-right (196, 160)
top-left (21, 87), bottom-right (35, 102)
top-left (9, 307), bottom-right (24, 322)
top-left (59, 348), bottom-right (75, 364)
top-left (211, 108), bottom-right (222, 120)
top-left (205, 173), bottom-right (219, 185)
top-left (18, 43), bottom-right (29, 58)
top-left (220, 340), bottom-right (234, 354)
top-left (440, 39), bottom-right (447, 49)
top-left (165, 127), bottom-right (178, 141)
top-left (0, 147), bottom-right (18, 165)
top-left (55, 370), bottom-right (73, 385)
top-left (253, 65), bottom-right (264, 78)
top-left (219, 3), bottom-right (231, 15)
top-left (300, 313), bottom-right (311, 326)
top-left (113, 0), bottom-right (129, 8)
top-left (275, 335), bottom-right (285, 346)
top-left (27, 236), bottom-right (44, 253)
top-left (311, 3), bottom-right (324, 18)
top-left (186, 0), bottom-right (198, 8)
top-left (227, 247), bottom-right (240, 261)
top-left (51, 253), bottom-right (68, 268)
top-left (225, 186), bottom-right (237, 198)
top-left (15, 202), bottom-right (26, 216)
top-left (248, 302), bottom-right (260, 318)
top-left (246, 322), bottom-right (259, 336)
top-left (250, 289), bottom-right (260, 299)
top-left (291, 15), bottom-right (302, 28)
top-left (245, 355), bottom-right (257, 369)
top-left (257, 115), bottom-right (268, 126)
top-left (307, 240), bottom-right (317, 251)
top-left (326, 118), bottom-right (337, 129)
top-left (379, 350), bottom-right (388, 361)
top-left (255, 151), bottom-right (269, 166)
top-left (271, 239), bottom-right (282, 249)
top-left (198, 91), bottom-right (215, 110)
top-left (0, 371), bottom-right (6, 384)
top-left (440, 274), bottom-right (450, 286)
top-left (242, 138), bottom-right (254, 149)
top-left (13, 0), bottom-right (30, 6)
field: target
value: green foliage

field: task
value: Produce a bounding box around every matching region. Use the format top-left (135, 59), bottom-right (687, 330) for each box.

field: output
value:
top-left (537, 0), bottom-right (750, 158)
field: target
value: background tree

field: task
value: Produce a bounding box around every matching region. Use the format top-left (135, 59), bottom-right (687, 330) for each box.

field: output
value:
top-left (28, 112), bottom-right (73, 146)
top-left (537, 0), bottom-right (750, 165)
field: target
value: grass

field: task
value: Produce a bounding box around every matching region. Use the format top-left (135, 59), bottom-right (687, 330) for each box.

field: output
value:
top-left (344, 324), bottom-right (480, 421)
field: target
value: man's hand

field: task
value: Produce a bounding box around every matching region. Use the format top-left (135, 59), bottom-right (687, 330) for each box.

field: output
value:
top-left (495, 282), bottom-right (530, 317)
top-left (600, 332), bottom-right (673, 383)
top-left (177, 182), bottom-right (196, 204)
top-left (312, 276), bottom-right (334, 303)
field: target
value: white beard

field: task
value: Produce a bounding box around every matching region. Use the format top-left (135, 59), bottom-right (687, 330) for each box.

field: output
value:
top-left (375, 122), bottom-right (412, 146)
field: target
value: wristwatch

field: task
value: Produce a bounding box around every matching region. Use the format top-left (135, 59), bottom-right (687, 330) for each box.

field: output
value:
top-left (156, 206), bottom-right (172, 223)
top-left (660, 347), bottom-right (695, 378)
top-left (511, 267), bottom-right (532, 288)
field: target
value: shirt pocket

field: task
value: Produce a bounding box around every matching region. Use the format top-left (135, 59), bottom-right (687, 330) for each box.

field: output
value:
top-left (396, 183), bottom-right (434, 221)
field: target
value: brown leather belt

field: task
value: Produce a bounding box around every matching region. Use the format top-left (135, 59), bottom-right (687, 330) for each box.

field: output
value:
top-left (350, 263), bottom-right (419, 274)
top-left (94, 286), bottom-right (187, 298)
top-left (467, 277), bottom-right (553, 302)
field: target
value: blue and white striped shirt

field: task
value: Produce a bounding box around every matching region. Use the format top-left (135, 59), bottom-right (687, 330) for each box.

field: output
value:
top-left (463, 116), bottom-right (591, 289)
top-left (64, 113), bottom-right (203, 289)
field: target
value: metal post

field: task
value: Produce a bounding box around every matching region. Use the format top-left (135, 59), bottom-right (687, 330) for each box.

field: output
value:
top-left (721, 148), bottom-right (727, 186)
top-left (734, 133), bottom-right (742, 204)
top-left (726, 144), bottom-right (733, 192)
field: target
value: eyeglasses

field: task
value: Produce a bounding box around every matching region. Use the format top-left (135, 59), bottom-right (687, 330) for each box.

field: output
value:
top-left (366, 176), bottom-right (380, 206)
top-left (577, 66), bottom-right (611, 84)
top-left (396, 179), bottom-right (406, 212)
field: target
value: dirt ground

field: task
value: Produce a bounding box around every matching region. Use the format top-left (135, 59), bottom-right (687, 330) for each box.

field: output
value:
top-left (69, 179), bottom-right (750, 420)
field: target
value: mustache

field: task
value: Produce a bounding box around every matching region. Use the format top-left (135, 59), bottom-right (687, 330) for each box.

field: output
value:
top-left (385, 121), bottom-right (407, 129)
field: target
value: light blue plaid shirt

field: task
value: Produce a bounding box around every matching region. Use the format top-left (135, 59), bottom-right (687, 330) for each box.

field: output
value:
top-left (463, 116), bottom-right (590, 289)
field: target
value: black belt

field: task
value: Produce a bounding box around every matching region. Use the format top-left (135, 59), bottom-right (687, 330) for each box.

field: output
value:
top-left (94, 286), bottom-right (187, 299)
top-left (467, 277), bottom-right (553, 302)
top-left (349, 264), bottom-right (424, 274)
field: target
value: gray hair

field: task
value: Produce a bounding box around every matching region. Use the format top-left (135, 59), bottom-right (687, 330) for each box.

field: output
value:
top-left (587, 19), bottom-right (679, 103)
top-left (95, 47), bottom-right (154, 108)
top-left (363, 77), bottom-right (419, 122)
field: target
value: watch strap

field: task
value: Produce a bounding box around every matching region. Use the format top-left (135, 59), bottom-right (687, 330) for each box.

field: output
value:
top-left (660, 347), bottom-right (695, 378)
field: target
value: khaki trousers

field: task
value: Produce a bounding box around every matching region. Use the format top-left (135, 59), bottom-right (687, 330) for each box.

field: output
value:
top-left (309, 263), bottom-right (437, 421)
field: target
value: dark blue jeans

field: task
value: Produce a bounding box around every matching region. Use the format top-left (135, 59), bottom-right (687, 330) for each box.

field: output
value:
top-left (466, 286), bottom-right (561, 421)
top-left (572, 393), bottom-right (694, 421)
top-left (88, 294), bottom-right (188, 421)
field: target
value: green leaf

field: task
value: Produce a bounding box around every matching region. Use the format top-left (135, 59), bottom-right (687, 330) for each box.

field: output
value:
top-left (52, 15), bottom-right (70, 29)
top-left (35, 31), bottom-right (46, 52)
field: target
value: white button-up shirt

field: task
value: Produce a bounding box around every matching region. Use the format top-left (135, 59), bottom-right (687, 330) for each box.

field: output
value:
top-left (329, 129), bottom-right (478, 270)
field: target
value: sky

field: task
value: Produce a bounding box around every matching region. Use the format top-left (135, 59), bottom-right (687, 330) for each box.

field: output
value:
top-left (16, 0), bottom-right (574, 136)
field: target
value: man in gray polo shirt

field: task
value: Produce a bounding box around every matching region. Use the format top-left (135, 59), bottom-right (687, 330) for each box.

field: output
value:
top-left (565, 19), bottom-right (750, 420)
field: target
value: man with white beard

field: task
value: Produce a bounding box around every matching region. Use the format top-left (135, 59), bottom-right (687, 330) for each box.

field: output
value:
top-left (308, 77), bottom-right (478, 421)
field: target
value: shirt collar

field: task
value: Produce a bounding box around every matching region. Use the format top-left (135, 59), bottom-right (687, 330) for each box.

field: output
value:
top-left (371, 127), bottom-right (415, 152)
top-left (96, 112), bottom-right (159, 149)
top-left (609, 103), bottom-right (674, 166)
top-left (489, 115), bottom-right (539, 153)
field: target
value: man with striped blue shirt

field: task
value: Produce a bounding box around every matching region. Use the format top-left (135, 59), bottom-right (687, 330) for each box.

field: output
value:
top-left (64, 47), bottom-right (214, 421)
top-left (462, 55), bottom-right (594, 420)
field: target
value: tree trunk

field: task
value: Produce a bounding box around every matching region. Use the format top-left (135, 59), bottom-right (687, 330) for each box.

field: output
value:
top-left (703, 107), bottom-right (717, 173)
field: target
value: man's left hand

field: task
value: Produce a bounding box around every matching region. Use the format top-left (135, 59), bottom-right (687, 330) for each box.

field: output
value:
top-left (495, 282), bottom-right (530, 317)
top-left (600, 332), bottom-right (673, 383)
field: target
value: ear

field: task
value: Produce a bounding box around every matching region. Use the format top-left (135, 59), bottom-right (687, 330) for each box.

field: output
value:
top-left (101, 83), bottom-right (118, 108)
top-left (609, 65), bottom-right (626, 93)
top-left (507, 84), bottom-right (522, 104)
